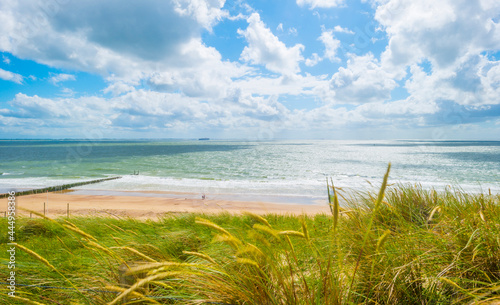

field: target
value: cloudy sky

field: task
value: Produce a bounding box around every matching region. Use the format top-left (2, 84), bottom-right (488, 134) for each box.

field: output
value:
top-left (0, 0), bottom-right (499, 140)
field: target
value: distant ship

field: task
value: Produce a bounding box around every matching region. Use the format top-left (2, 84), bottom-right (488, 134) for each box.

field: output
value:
top-left (198, 138), bottom-right (210, 141)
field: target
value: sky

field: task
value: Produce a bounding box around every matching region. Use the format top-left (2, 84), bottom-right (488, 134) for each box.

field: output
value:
top-left (0, 0), bottom-right (499, 140)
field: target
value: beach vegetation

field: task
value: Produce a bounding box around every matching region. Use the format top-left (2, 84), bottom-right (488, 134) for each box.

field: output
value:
top-left (1, 166), bottom-right (500, 304)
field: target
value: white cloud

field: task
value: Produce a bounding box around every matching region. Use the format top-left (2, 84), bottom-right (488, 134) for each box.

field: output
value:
top-left (4, 93), bottom-right (101, 121)
top-left (0, 68), bottom-right (23, 84)
top-left (59, 87), bottom-right (75, 97)
top-left (363, 0), bottom-right (500, 128)
top-left (404, 55), bottom-right (500, 106)
top-left (49, 73), bottom-right (76, 85)
top-left (297, 0), bottom-right (345, 9)
top-left (288, 97), bottom-right (441, 133)
top-left (329, 53), bottom-right (397, 104)
top-left (375, 0), bottom-right (500, 73)
top-left (103, 82), bottom-right (135, 96)
top-left (172, 0), bottom-right (228, 30)
top-left (319, 29), bottom-right (341, 62)
top-left (0, 0), bottom-right (230, 78)
top-left (0, 0), bottom-right (251, 104)
top-left (234, 73), bottom-right (327, 96)
top-left (333, 25), bottom-right (354, 34)
top-left (357, 98), bottom-right (439, 119)
top-left (288, 106), bottom-right (375, 132)
top-left (238, 13), bottom-right (304, 75)
top-left (2, 55), bottom-right (10, 64)
top-left (147, 38), bottom-right (248, 98)
top-left (0, 89), bottom-right (293, 137)
top-left (305, 53), bottom-right (322, 67)
top-left (1, 0), bottom-right (499, 138)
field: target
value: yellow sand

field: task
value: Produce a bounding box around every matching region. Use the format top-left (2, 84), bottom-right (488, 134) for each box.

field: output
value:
top-left (4, 191), bottom-right (330, 220)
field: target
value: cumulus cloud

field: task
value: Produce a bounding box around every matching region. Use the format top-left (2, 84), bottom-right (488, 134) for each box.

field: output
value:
top-left (146, 38), bottom-right (249, 98)
top-left (0, 88), bottom-right (293, 137)
top-left (405, 55), bottom-right (500, 107)
top-left (59, 87), bottom-right (75, 97)
top-left (297, 0), bottom-right (345, 9)
top-left (329, 53), bottom-right (397, 104)
top-left (47, 0), bottom-right (225, 61)
top-left (357, 98), bottom-right (439, 119)
top-left (0, 0), bottom-right (254, 106)
top-left (333, 25), bottom-right (354, 34)
top-left (319, 29), bottom-right (341, 62)
top-left (0, 0), bottom-right (230, 78)
top-left (374, 0), bottom-right (500, 72)
top-left (360, 0), bottom-right (500, 130)
top-left (238, 13), bottom-right (304, 75)
top-left (304, 28), bottom-right (343, 66)
top-left (49, 73), bottom-right (76, 85)
top-left (2, 93), bottom-right (102, 122)
top-left (103, 82), bottom-right (135, 96)
top-left (0, 0), bottom-right (499, 138)
top-left (0, 68), bottom-right (23, 84)
top-left (305, 53), bottom-right (322, 67)
top-left (234, 73), bottom-right (327, 96)
top-left (172, 0), bottom-right (228, 30)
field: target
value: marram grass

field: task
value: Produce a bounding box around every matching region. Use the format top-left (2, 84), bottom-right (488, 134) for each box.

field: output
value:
top-left (1, 165), bottom-right (500, 304)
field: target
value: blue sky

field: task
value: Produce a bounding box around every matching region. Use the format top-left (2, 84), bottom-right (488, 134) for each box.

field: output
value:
top-left (0, 0), bottom-right (499, 140)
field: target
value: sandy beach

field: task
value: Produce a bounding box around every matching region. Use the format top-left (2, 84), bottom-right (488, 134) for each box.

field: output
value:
top-left (4, 190), bottom-right (331, 219)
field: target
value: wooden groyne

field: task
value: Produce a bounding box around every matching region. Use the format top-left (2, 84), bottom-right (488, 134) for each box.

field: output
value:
top-left (0, 176), bottom-right (122, 198)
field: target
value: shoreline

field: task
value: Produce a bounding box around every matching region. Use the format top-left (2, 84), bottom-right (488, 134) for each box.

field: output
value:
top-left (68, 188), bottom-right (327, 205)
top-left (4, 191), bottom-right (331, 220)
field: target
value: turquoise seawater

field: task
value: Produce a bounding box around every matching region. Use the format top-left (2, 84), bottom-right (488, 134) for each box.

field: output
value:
top-left (1, 140), bottom-right (499, 202)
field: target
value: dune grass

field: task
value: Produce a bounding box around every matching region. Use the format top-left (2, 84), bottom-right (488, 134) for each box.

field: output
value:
top-left (1, 167), bottom-right (500, 304)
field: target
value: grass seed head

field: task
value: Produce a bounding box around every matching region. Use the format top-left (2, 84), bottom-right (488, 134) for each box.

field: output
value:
top-left (62, 223), bottom-right (98, 242)
top-left (183, 251), bottom-right (218, 265)
top-left (253, 223), bottom-right (279, 239)
top-left (195, 217), bottom-right (232, 236)
top-left (278, 230), bottom-right (306, 238)
top-left (114, 246), bottom-right (157, 263)
top-left (243, 211), bottom-right (272, 228)
top-left (15, 243), bottom-right (57, 271)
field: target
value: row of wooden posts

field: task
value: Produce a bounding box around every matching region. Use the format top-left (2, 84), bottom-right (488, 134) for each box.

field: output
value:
top-left (1, 176), bottom-right (122, 219)
top-left (2, 202), bottom-right (71, 218)
top-left (0, 176), bottom-right (122, 199)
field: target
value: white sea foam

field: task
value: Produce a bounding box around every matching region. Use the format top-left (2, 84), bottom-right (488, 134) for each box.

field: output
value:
top-left (73, 174), bottom-right (500, 198)
top-left (0, 177), bottom-right (92, 193)
top-left (1, 140), bottom-right (499, 198)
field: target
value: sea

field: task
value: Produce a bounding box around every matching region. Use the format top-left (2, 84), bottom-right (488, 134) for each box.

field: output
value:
top-left (1, 140), bottom-right (499, 204)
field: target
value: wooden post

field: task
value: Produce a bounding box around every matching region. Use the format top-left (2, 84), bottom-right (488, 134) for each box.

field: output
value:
top-left (44, 202), bottom-right (46, 217)
top-left (67, 203), bottom-right (69, 218)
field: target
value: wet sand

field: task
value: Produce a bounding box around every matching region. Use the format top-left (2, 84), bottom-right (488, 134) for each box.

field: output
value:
top-left (4, 191), bottom-right (331, 219)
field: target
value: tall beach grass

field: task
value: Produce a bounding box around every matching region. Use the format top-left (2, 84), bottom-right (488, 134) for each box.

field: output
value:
top-left (1, 165), bottom-right (500, 304)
